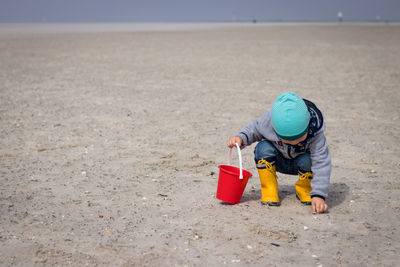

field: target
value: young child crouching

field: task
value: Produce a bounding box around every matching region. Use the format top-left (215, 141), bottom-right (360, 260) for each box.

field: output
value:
top-left (227, 92), bottom-right (331, 214)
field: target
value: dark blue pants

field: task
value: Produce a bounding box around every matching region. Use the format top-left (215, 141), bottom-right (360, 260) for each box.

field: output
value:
top-left (254, 140), bottom-right (311, 175)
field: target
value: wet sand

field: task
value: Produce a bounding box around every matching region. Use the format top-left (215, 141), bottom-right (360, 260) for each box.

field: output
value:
top-left (1, 23), bottom-right (399, 266)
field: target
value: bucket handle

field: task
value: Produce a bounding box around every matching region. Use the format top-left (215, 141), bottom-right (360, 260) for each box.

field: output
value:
top-left (228, 143), bottom-right (243, 179)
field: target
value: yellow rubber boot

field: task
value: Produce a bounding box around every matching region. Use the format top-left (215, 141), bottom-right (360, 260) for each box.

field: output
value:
top-left (257, 159), bottom-right (280, 206)
top-left (295, 172), bottom-right (313, 205)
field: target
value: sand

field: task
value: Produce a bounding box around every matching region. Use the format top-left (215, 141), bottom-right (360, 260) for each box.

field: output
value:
top-left (0, 23), bottom-right (399, 266)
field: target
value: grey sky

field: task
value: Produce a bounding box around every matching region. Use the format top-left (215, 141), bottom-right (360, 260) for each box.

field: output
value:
top-left (1, 0), bottom-right (399, 23)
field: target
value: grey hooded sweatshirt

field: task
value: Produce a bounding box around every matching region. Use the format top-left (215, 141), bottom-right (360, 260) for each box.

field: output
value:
top-left (237, 99), bottom-right (331, 199)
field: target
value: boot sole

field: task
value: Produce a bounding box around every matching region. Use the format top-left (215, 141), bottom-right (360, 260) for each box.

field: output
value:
top-left (296, 195), bottom-right (311, 205)
top-left (261, 201), bottom-right (281, 206)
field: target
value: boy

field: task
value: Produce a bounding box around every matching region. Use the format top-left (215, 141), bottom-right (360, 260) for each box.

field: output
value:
top-left (227, 92), bottom-right (330, 214)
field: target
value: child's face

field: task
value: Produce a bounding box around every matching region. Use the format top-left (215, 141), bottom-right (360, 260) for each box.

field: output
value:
top-left (281, 132), bottom-right (308, 146)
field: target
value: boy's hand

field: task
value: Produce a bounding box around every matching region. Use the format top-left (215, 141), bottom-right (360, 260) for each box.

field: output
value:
top-left (312, 197), bottom-right (328, 214)
top-left (227, 136), bottom-right (243, 148)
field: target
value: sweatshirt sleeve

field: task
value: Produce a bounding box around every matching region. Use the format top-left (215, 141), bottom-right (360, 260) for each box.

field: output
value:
top-left (236, 113), bottom-right (269, 147)
top-left (309, 132), bottom-right (331, 198)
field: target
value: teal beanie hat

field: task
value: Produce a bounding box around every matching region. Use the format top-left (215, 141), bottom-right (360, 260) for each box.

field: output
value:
top-left (271, 92), bottom-right (310, 141)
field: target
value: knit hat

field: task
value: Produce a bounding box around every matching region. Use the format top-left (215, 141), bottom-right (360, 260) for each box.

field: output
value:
top-left (271, 92), bottom-right (310, 141)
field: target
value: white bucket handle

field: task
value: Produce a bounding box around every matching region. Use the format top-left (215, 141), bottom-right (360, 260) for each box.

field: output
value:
top-left (228, 143), bottom-right (243, 179)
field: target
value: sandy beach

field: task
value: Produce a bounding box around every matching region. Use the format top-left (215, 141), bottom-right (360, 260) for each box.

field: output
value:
top-left (1, 23), bottom-right (399, 266)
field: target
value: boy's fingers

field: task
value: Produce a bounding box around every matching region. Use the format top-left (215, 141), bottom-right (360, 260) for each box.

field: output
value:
top-left (319, 204), bottom-right (327, 213)
top-left (317, 202), bottom-right (324, 213)
top-left (227, 138), bottom-right (234, 147)
top-left (324, 204), bottom-right (328, 212)
top-left (312, 200), bottom-right (328, 214)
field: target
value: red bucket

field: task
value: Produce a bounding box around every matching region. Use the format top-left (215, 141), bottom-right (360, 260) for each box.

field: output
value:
top-left (216, 144), bottom-right (252, 204)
